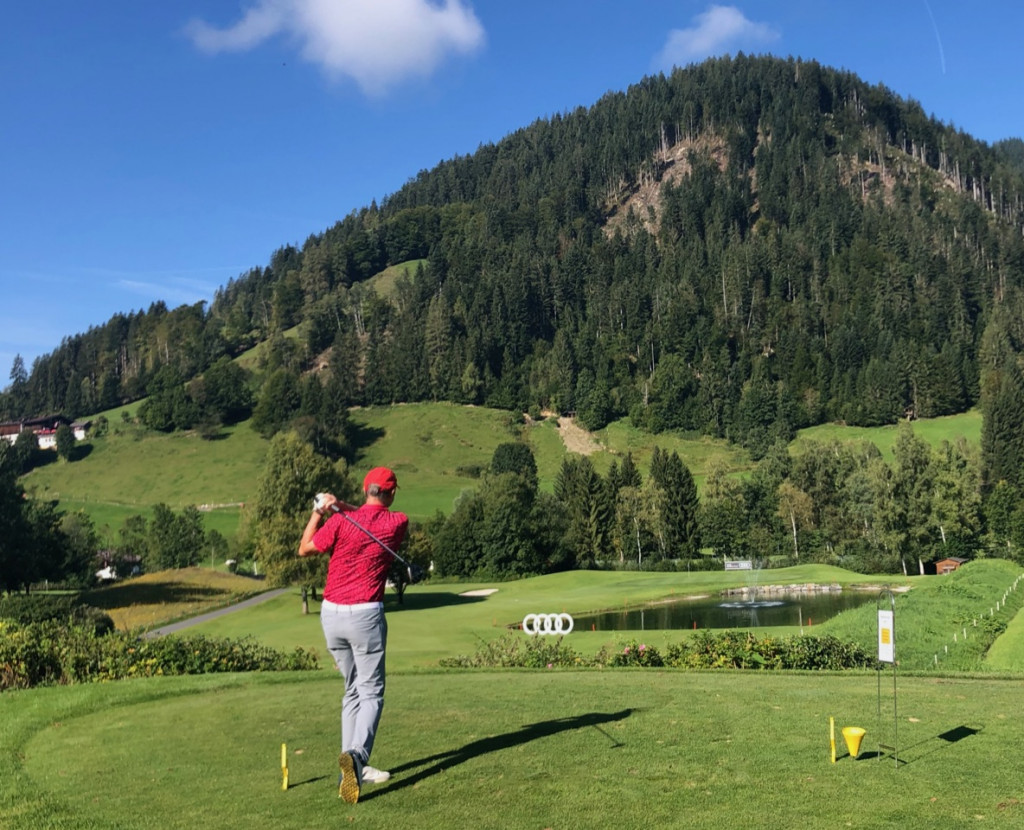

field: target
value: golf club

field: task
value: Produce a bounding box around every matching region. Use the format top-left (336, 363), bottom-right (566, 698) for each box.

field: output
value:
top-left (314, 494), bottom-right (425, 584)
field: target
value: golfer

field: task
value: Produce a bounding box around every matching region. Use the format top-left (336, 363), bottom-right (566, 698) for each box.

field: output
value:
top-left (298, 466), bottom-right (409, 804)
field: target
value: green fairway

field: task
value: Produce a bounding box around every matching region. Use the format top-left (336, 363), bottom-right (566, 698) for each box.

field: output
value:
top-left (4, 562), bottom-right (1024, 828)
top-left (6, 669), bottom-right (1024, 829)
top-left (182, 565), bottom-right (911, 668)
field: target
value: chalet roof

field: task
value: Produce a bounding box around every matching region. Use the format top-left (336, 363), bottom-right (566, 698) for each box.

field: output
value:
top-left (22, 414), bottom-right (72, 428)
top-left (0, 414), bottom-right (74, 432)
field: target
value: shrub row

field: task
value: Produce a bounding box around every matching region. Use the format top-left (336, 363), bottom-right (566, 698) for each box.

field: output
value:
top-left (0, 620), bottom-right (319, 691)
top-left (440, 631), bottom-right (873, 671)
top-left (0, 594), bottom-right (115, 635)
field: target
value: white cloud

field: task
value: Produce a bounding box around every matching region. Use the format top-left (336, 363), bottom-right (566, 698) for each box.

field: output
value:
top-left (654, 5), bottom-right (779, 72)
top-left (116, 278), bottom-right (217, 306)
top-left (185, 0), bottom-right (485, 95)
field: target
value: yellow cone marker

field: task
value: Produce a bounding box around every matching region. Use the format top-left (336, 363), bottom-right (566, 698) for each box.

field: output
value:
top-left (281, 743), bottom-right (289, 790)
top-left (842, 726), bottom-right (866, 759)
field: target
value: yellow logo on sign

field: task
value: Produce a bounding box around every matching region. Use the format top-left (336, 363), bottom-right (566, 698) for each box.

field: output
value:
top-left (880, 629), bottom-right (891, 644)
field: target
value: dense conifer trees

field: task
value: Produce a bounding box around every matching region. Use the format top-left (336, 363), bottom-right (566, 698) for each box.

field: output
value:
top-left (4, 56), bottom-right (1024, 578)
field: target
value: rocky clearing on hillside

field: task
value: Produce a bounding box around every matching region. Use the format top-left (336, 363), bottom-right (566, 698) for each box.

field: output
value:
top-left (557, 416), bottom-right (601, 455)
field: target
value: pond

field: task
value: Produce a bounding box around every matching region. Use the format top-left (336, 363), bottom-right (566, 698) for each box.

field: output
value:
top-left (573, 589), bottom-right (875, 631)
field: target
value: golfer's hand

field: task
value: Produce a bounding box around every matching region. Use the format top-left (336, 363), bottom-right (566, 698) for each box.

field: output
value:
top-left (316, 493), bottom-right (339, 515)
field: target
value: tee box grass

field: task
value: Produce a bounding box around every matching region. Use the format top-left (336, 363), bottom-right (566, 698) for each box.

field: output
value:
top-left (6, 562), bottom-right (1024, 828)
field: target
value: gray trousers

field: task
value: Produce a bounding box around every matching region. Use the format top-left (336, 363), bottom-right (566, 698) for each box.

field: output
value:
top-left (320, 600), bottom-right (387, 767)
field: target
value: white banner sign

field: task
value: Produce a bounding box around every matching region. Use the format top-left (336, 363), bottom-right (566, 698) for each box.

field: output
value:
top-left (878, 609), bottom-right (895, 663)
top-left (724, 560), bottom-right (753, 571)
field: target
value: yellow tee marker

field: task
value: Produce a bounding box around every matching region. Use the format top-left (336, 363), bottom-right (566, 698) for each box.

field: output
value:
top-left (281, 743), bottom-right (289, 790)
top-left (829, 717), bottom-right (836, 764)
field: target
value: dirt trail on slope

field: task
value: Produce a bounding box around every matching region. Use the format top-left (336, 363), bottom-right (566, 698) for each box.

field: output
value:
top-left (557, 417), bottom-right (602, 455)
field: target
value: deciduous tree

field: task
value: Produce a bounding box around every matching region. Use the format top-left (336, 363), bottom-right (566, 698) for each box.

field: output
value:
top-left (249, 431), bottom-right (354, 587)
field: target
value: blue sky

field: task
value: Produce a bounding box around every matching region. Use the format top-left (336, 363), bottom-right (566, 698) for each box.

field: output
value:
top-left (2, 1), bottom-right (1022, 377)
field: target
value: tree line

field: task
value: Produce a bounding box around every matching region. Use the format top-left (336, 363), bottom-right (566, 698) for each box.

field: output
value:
top-left (5, 410), bottom-right (1021, 593)
top-left (244, 419), bottom-right (1018, 584)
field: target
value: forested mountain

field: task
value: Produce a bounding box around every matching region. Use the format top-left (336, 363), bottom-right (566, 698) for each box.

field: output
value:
top-left (5, 55), bottom-right (1024, 462)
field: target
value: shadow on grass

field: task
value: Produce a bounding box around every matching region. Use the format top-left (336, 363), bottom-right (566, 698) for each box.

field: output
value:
top-left (855, 723), bottom-right (983, 766)
top-left (362, 709), bottom-right (635, 801)
top-left (287, 775), bottom-right (330, 789)
top-left (82, 583), bottom-right (233, 609)
top-left (70, 443), bottom-right (95, 461)
top-left (348, 420), bottom-right (387, 462)
top-left (384, 592), bottom-right (489, 613)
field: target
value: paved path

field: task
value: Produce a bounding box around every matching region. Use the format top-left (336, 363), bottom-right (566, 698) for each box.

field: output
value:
top-left (146, 588), bottom-right (289, 638)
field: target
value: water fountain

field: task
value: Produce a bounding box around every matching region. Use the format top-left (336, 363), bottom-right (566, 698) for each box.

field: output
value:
top-left (718, 558), bottom-right (786, 625)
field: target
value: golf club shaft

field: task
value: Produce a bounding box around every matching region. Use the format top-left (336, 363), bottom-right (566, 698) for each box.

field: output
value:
top-left (327, 503), bottom-right (412, 567)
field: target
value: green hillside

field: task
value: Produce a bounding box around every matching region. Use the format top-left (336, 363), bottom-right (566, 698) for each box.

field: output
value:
top-left (21, 403), bottom-right (747, 532)
top-left (21, 404), bottom-right (982, 541)
top-left (793, 409), bottom-right (983, 463)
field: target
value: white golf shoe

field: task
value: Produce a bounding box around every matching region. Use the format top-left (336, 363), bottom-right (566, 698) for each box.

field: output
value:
top-left (361, 765), bottom-right (391, 784)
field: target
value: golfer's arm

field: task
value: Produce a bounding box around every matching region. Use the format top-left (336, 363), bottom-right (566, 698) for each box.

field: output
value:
top-left (298, 510), bottom-right (326, 557)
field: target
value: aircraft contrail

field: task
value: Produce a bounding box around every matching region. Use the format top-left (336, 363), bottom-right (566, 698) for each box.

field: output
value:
top-left (923, 0), bottom-right (946, 74)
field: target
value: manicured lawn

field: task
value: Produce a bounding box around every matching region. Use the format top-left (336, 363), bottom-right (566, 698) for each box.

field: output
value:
top-left (4, 562), bottom-right (1024, 829)
top-left (6, 669), bottom-right (1024, 829)
top-left (186, 565), bottom-right (911, 669)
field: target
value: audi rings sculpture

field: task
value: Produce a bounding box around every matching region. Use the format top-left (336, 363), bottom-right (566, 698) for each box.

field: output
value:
top-left (522, 613), bottom-right (574, 635)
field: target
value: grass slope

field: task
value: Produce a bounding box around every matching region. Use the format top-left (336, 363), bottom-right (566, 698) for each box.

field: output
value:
top-left (793, 409), bottom-right (982, 462)
top-left (21, 419), bottom-right (266, 538)
top-left (80, 567), bottom-right (265, 631)
top-left (20, 406), bottom-right (982, 534)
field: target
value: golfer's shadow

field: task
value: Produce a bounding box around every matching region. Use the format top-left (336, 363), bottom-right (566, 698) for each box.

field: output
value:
top-left (360, 708), bottom-right (635, 801)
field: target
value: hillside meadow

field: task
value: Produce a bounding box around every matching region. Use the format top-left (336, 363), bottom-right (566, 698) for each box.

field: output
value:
top-left (792, 409), bottom-right (983, 462)
top-left (18, 404), bottom-right (981, 538)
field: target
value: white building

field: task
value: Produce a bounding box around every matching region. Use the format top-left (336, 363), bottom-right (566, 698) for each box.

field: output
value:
top-left (0, 415), bottom-right (89, 449)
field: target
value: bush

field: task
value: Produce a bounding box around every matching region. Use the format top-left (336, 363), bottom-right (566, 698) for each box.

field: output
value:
top-left (437, 630), bottom-right (871, 672)
top-left (0, 621), bottom-right (63, 689)
top-left (440, 633), bottom-right (585, 668)
top-left (609, 639), bottom-right (664, 667)
top-left (0, 594), bottom-right (114, 635)
top-left (663, 631), bottom-right (872, 670)
top-left (0, 620), bottom-right (319, 690)
top-left (1, 594), bottom-right (80, 624)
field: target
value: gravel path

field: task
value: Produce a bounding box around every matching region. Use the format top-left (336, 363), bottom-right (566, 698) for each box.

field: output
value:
top-left (145, 588), bottom-right (289, 638)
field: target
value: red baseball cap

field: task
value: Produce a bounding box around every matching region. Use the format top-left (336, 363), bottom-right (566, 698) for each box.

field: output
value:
top-left (363, 466), bottom-right (398, 493)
